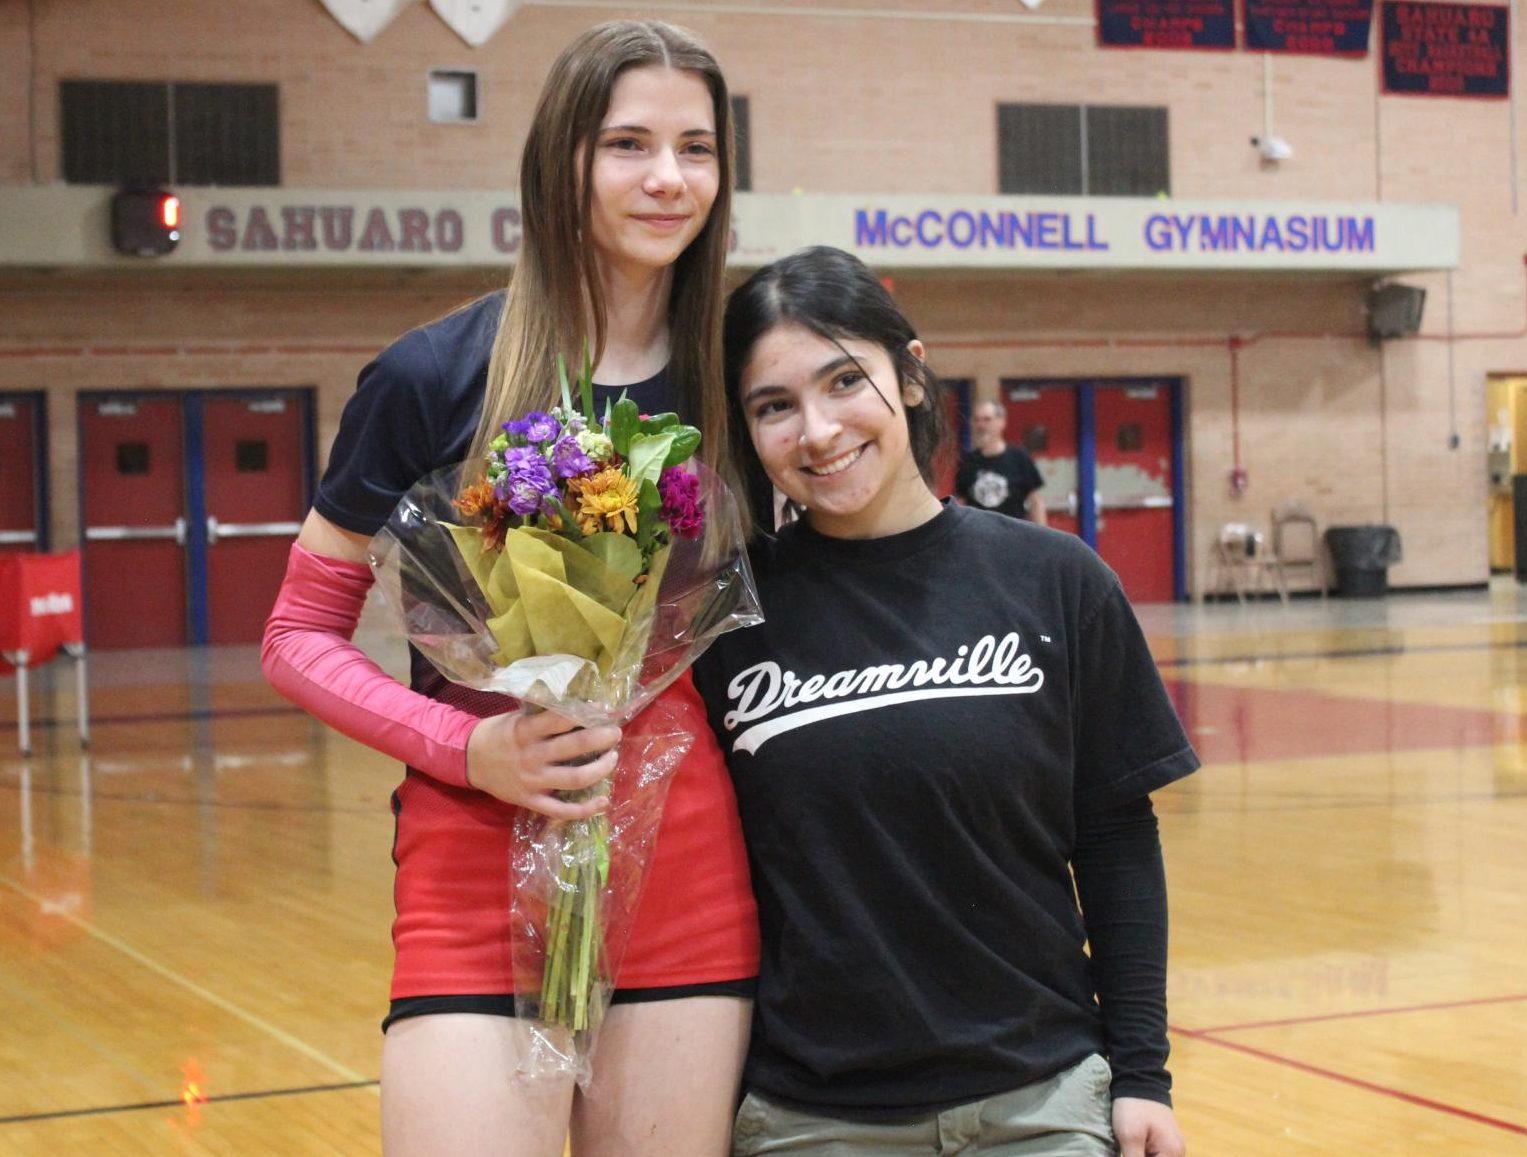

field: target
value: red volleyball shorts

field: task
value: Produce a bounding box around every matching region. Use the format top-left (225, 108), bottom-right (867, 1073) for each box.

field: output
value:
top-left (388, 671), bottom-right (760, 999)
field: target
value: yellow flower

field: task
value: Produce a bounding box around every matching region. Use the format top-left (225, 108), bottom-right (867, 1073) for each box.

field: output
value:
top-left (568, 467), bottom-right (640, 536)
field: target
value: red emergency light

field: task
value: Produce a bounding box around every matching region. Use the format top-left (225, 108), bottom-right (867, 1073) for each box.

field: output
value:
top-left (111, 188), bottom-right (181, 257)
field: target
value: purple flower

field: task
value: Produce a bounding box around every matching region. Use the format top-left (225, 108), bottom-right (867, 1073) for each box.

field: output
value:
top-left (523, 411), bottom-right (561, 444)
top-left (658, 466), bottom-right (705, 540)
top-left (550, 434), bottom-right (594, 480)
top-left (501, 412), bottom-right (560, 443)
top-left (498, 446), bottom-right (556, 516)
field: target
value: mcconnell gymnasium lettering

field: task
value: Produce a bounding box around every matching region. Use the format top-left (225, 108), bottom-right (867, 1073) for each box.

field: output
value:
top-left (1142, 213), bottom-right (1375, 253)
top-left (854, 207), bottom-right (1377, 257)
top-left (855, 209), bottom-right (1110, 252)
top-left (205, 204), bottom-right (523, 254)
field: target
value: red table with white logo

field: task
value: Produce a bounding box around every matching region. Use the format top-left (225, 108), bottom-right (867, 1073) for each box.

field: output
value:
top-left (0, 551), bottom-right (89, 755)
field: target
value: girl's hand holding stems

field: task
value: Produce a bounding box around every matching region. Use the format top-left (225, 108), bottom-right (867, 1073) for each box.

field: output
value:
top-left (465, 709), bottom-right (620, 820)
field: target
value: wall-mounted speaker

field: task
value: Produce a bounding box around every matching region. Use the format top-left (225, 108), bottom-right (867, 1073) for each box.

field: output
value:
top-left (1367, 283), bottom-right (1426, 343)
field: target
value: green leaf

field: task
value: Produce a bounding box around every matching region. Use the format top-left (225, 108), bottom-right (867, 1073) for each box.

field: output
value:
top-left (626, 431), bottom-right (674, 489)
top-left (638, 478), bottom-right (662, 514)
top-left (662, 426), bottom-right (701, 467)
top-left (545, 496), bottom-right (584, 541)
top-left (557, 353), bottom-right (572, 413)
top-left (582, 531), bottom-right (644, 581)
top-left (641, 411), bottom-right (679, 433)
top-left (579, 340), bottom-right (596, 425)
top-left (610, 398), bottom-right (641, 457)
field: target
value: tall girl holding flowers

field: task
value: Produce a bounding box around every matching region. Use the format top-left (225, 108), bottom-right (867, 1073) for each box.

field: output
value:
top-left (261, 22), bottom-right (757, 1157)
top-left (697, 247), bottom-right (1197, 1157)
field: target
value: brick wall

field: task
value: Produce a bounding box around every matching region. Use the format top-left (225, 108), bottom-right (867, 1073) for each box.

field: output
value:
top-left (3, 0), bottom-right (1522, 591)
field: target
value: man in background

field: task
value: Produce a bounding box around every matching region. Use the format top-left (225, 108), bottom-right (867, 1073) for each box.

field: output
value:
top-left (955, 400), bottom-right (1048, 525)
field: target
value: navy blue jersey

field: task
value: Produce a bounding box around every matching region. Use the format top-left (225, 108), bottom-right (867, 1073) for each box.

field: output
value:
top-left (316, 291), bottom-right (673, 536)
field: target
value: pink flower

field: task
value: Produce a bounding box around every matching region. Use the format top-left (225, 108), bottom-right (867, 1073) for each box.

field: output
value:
top-left (658, 467), bottom-right (705, 540)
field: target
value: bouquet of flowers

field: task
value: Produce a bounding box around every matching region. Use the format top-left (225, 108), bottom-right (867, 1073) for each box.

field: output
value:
top-left (367, 352), bottom-right (761, 1082)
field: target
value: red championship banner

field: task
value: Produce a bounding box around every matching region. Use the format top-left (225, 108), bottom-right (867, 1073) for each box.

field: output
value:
top-left (1382, 1), bottom-right (1510, 97)
top-left (0, 551), bottom-right (85, 672)
top-left (1245, 0), bottom-right (1375, 54)
top-left (1097, 0), bottom-right (1237, 49)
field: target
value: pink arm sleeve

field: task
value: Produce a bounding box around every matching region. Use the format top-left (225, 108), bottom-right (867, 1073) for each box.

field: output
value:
top-left (260, 543), bottom-right (479, 788)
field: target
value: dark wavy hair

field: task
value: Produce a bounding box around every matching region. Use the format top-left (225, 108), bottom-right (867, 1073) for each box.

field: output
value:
top-left (722, 246), bottom-right (948, 534)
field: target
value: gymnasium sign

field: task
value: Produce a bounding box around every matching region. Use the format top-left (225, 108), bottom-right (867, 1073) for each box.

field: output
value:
top-left (0, 188), bottom-right (1462, 274)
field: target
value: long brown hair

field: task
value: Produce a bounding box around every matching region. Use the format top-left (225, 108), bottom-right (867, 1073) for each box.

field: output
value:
top-left (470, 20), bottom-right (740, 513)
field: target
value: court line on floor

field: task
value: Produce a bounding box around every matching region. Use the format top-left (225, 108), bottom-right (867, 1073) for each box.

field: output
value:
top-left (0, 1079), bottom-right (379, 1126)
top-left (0, 778), bottom-right (380, 814)
top-left (0, 876), bottom-right (372, 1089)
top-left (1156, 634), bottom-right (1527, 670)
top-left (1157, 787), bottom-right (1527, 817)
top-left (1173, 1026), bottom-right (1527, 1138)
top-left (1189, 991), bottom-right (1527, 1035)
top-left (0, 703), bottom-right (305, 735)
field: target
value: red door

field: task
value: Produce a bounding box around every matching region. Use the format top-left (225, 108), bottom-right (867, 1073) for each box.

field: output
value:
top-left (80, 397), bottom-right (188, 648)
top-left (202, 395), bottom-right (307, 645)
top-left (0, 395), bottom-right (41, 553)
top-left (1093, 382), bottom-right (1176, 603)
top-left (1002, 383), bottom-right (1079, 536)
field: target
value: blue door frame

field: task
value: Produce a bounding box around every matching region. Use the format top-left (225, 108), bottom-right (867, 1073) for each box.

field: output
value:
top-left (78, 388), bottom-right (317, 645)
top-left (1006, 376), bottom-right (1188, 603)
top-left (6, 391), bottom-right (51, 552)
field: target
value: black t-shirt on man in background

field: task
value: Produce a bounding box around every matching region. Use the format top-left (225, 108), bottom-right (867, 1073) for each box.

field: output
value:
top-left (954, 444), bottom-right (1045, 520)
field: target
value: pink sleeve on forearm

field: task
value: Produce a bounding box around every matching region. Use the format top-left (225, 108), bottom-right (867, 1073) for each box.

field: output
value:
top-left (260, 543), bottom-right (478, 788)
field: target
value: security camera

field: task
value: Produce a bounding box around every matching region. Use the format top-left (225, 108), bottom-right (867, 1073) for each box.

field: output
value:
top-left (1251, 136), bottom-right (1293, 162)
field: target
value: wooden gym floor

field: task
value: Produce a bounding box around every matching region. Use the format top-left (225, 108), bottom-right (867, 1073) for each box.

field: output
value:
top-left (2, 586), bottom-right (1524, 1154)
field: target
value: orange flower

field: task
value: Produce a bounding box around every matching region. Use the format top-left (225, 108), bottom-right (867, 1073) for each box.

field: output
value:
top-left (454, 480), bottom-right (497, 518)
top-left (567, 467), bottom-right (640, 536)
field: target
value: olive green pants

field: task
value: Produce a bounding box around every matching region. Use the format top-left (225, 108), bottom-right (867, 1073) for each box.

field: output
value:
top-left (732, 1054), bottom-right (1116, 1157)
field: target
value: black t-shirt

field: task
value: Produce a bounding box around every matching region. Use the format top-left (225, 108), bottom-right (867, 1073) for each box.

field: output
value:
top-left (314, 291), bottom-right (673, 536)
top-left (954, 444), bottom-right (1045, 519)
top-left (693, 504), bottom-right (1198, 1117)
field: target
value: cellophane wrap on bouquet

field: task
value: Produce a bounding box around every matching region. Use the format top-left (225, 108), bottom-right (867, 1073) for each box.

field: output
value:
top-left (366, 367), bottom-right (761, 1085)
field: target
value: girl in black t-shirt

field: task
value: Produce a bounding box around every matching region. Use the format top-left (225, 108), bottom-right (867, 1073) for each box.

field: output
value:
top-left (262, 22), bottom-right (758, 1157)
top-left (697, 246), bottom-right (1196, 1157)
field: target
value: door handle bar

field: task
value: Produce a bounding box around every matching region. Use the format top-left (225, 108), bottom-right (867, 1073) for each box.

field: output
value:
top-left (205, 518), bottom-right (304, 545)
top-left (85, 517), bottom-right (187, 545)
top-left (1096, 495), bottom-right (1173, 511)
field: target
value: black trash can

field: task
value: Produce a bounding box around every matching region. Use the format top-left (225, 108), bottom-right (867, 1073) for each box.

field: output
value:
top-left (1324, 525), bottom-right (1402, 597)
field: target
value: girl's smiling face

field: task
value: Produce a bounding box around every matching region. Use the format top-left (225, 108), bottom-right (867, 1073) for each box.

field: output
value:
top-left (584, 65), bottom-right (719, 280)
top-left (739, 323), bottom-right (940, 539)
